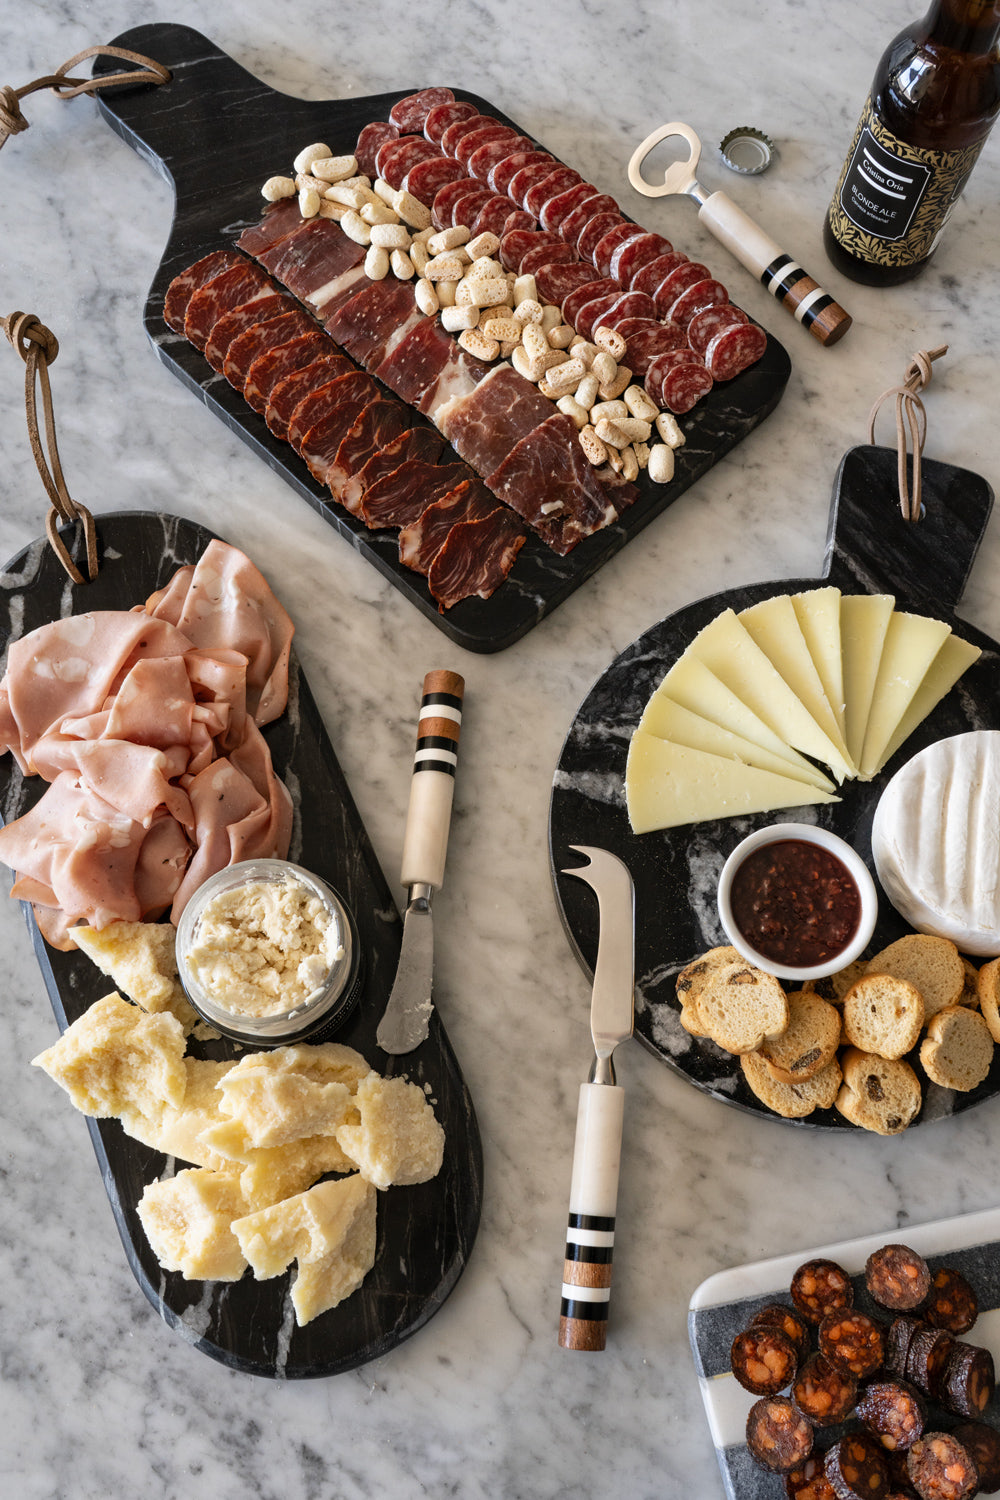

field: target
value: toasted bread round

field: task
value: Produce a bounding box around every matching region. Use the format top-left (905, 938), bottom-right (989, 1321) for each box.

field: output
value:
top-left (959, 957), bottom-right (981, 1009)
top-left (919, 1005), bottom-right (994, 1091)
top-left (741, 1050), bottom-right (842, 1118)
top-left (804, 958), bottom-right (867, 1005)
top-left (835, 1047), bottom-right (922, 1134)
top-left (842, 973), bottom-right (924, 1060)
top-left (864, 935), bottom-right (964, 1022)
top-left (758, 990), bottom-right (842, 1083)
top-left (977, 957), bottom-right (1000, 1043)
top-left (675, 945), bottom-right (740, 1038)
top-left (696, 959), bottom-right (789, 1055)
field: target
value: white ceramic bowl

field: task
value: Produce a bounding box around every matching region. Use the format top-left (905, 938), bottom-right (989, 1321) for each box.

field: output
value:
top-left (716, 823), bottom-right (879, 983)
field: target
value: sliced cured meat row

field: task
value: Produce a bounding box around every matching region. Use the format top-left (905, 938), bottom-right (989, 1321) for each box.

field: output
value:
top-left (402, 153), bottom-right (468, 201)
top-left (289, 368), bottom-right (379, 455)
top-left (223, 307), bottom-right (317, 392)
top-left (163, 249), bottom-right (245, 334)
top-left (467, 134), bottom-right (533, 182)
top-left (183, 260), bottom-right (274, 351)
top-left (523, 164), bottom-right (582, 219)
top-left (488, 148), bottom-right (552, 196)
top-left (558, 192), bottom-right (617, 245)
top-left (326, 399), bottom-right (413, 507)
top-left (454, 123), bottom-right (523, 168)
top-left (440, 111), bottom-right (498, 155)
top-left (361, 460), bottom-right (472, 529)
top-left (264, 350), bottom-right (354, 436)
top-left (245, 329), bottom-right (331, 415)
top-left (341, 424), bottom-right (445, 513)
top-left (398, 479), bottom-right (494, 565)
top-left (425, 505), bottom-right (527, 610)
top-left (388, 86), bottom-right (455, 135)
top-left (204, 290), bottom-right (291, 372)
top-left (577, 210), bottom-right (626, 264)
top-left (498, 227), bottom-right (563, 272)
top-left (424, 98), bottom-right (478, 144)
top-left (593, 223), bottom-right (643, 278)
top-left (611, 232), bottom-right (673, 285)
top-left (539, 180), bottom-right (598, 233)
top-left (355, 120), bottom-right (398, 178)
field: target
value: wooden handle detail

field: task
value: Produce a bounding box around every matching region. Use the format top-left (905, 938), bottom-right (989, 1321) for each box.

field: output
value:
top-left (559, 1082), bottom-right (624, 1352)
top-left (399, 670), bottom-right (465, 890)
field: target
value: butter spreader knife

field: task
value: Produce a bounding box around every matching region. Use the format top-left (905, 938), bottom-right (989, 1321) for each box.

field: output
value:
top-left (558, 845), bottom-right (635, 1351)
top-left (376, 669), bottom-right (464, 1056)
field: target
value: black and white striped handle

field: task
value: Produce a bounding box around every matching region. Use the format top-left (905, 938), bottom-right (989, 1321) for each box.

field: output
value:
top-left (559, 1081), bottom-right (625, 1351)
top-left (698, 191), bottom-right (852, 346)
top-left (400, 670), bottom-right (464, 890)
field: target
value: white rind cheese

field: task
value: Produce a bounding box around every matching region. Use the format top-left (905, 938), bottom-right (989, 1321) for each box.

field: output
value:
top-left (872, 730), bottom-right (1000, 956)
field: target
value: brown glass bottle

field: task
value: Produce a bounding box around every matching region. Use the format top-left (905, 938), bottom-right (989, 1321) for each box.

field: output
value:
top-left (824, 0), bottom-right (1000, 285)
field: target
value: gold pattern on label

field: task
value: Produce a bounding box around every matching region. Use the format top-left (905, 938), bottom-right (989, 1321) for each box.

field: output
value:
top-left (828, 100), bottom-right (986, 268)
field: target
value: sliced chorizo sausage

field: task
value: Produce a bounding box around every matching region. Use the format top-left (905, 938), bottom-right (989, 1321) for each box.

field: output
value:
top-left (906, 1432), bottom-right (979, 1500)
top-left (819, 1310), bottom-right (886, 1380)
top-left (824, 1433), bottom-right (890, 1499)
top-left (784, 1454), bottom-right (839, 1500)
top-left (941, 1340), bottom-right (996, 1418)
top-left (924, 1267), bottom-right (978, 1335)
top-left (731, 1325), bottom-right (800, 1395)
top-left (746, 1396), bottom-right (814, 1474)
top-left (792, 1352), bottom-right (858, 1427)
top-left (791, 1259), bottom-right (853, 1330)
top-left (855, 1379), bottom-right (927, 1453)
top-left (885, 1315), bottom-right (924, 1380)
top-left (952, 1421), bottom-right (1000, 1492)
top-left (865, 1245), bottom-right (932, 1312)
top-left (906, 1326), bottom-right (957, 1398)
top-left (749, 1303), bottom-right (811, 1364)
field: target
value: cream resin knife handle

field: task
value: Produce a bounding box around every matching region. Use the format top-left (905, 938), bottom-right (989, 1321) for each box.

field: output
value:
top-left (400, 670), bottom-right (464, 890)
top-left (559, 1080), bottom-right (625, 1352)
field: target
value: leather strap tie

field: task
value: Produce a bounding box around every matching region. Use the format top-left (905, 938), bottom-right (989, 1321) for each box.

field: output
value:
top-left (0, 46), bottom-right (169, 152)
top-left (2, 312), bottom-right (99, 584)
top-left (867, 345), bottom-right (948, 523)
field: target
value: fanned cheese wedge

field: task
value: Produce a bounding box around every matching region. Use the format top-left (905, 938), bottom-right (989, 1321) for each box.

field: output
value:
top-left (653, 654), bottom-right (835, 792)
top-left (858, 611), bottom-right (952, 779)
top-left (624, 729), bottom-right (839, 834)
top-left (685, 609), bottom-right (854, 781)
top-left (639, 693), bottom-right (836, 789)
top-left (739, 595), bottom-right (855, 776)
top-left (792, 587), bottom-right (846, 737)
top-left (840, 594), bottom-right (895, 767)
top-left (881, 633), bottom-right (982, 768)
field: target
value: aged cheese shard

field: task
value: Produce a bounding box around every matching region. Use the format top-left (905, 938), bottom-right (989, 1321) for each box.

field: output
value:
top-left (119, 1058), bottom-right (237, 1171)
top-left (625, 729), bottom-right (838, 834)
top-left (137, 1167), bottom-right (251, 1281)
top-left (880, 633), bottom-right (982, 768)
top-left (335, 1072), bottom-right (446, 1188)
top-left (72, 919), bottom-right (199, 1033)
top-left (31, 992), bottom-right (187, 1117)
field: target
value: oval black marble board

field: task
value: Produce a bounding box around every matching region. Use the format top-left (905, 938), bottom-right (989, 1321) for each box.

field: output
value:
top-left (0, 512), bottom-right (482, 1377)
top-left (549, 445), bottom-right (1000, 1130)
top-left (90, 23), bottom-right (791, 654)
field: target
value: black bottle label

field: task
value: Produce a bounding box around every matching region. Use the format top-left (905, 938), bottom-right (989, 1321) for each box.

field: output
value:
top-left (828, 100), bottom-right (986, 268)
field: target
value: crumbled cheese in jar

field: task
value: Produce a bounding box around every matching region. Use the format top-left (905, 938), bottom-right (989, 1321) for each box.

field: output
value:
top-left (184, 876), bottom-right (344, 1018)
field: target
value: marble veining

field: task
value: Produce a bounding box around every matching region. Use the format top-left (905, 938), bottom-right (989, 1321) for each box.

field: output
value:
top-left (3, 1), bottom-right (1000, 1497)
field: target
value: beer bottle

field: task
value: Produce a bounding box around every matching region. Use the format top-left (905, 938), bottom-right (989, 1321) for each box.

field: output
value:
top-left (824, 0), bottom-right (1000, 285)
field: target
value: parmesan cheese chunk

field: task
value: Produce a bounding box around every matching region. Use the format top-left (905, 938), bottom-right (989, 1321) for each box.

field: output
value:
top-left (137, 1167), bottom-right (251, 1281)
top-left (335, 1072), bottom-right (445, 1188)
top-left (31, 993), bottom-right (187, 1117)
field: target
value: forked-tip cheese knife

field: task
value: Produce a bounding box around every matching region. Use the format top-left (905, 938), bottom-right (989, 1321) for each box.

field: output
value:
top-left (376, 669), bottom-right (464, 1056)
top-left (558, 845), bottom-right (635, 1351)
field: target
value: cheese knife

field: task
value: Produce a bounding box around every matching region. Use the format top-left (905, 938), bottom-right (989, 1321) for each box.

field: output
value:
top-left (558, 845), bottom-right (635, 1351)
top-left (376, 669), bottom-right (464, 1055)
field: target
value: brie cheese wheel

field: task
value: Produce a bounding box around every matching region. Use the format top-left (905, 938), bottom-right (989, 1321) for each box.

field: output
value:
top-left (871, 730), bottom-right (1000, 956)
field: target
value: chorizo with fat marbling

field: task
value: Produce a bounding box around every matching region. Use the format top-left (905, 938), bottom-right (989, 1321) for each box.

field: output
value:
top-left (925, 1267), bottom-right (979, 1335)
top-left (865, 1244), bottom-right (932, 1312)
top-left (791, 1259), bottom-right (855, 1326)
top-left (906, 1431), bottom-right (979, 1500)
top-left (855, 1378), bottom-right (927, 1453)
top-left (731, 1325), bottom-right (800, 1395)
top-left (747, 1396), bottom-right (814, 1473)
top-left (792, 1352), bottom-right (858, 1427)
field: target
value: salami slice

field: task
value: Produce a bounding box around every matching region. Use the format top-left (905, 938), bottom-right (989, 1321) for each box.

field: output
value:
top-left (431, 176), bottom-right (477, 229)
top-left (533, 260), bottom-right (604, 307)
top-left (941, 1340), bottom-right (996, 1417)
top-left (448, 186), bottom-right (495, 231)
top-left (667, 277), bottom-right (730, 328)
top-left (500, 208), bottom-right (535, 237)
top-left (924, 1267), bottom-right (978, 1334)
top-left (499, 228), bottom-right (565, 272)
top-left (561, 276), bottom-right (620, 329)
top-left (559, 193), bottom-right (618, 245)
top-left (856, 1380), bottom-right (927, 1453)
top-left (819, 1310), bottom-right (886, 1380)
top-left (748, 1304), bottom-right (811, 1364)
top-left (645, 354), bottom-right (714, 413)
top-left (164, 250), bottom-right (243, 332)
top-left (791, 1352), bottom-right (858, 1427)
top-left (539, 181), bottom-right (598, 232)
top-left (519, 242), bottom-right (577, 277)
top-left (866, 1246), bottom-right (932, 1314)
top-left (376, 135), bottom-right (441, 191)
top-left (523, 165), bottom-right (583, 219)
top-left (790, 1260), bottom-right (855, 1327)
top-left (389, 87), bottom-right (455, 134)
top-left (454, 123), bottom-right (522, 168)
top-left (610, 231), bottom-right (673, 285)
top-left (746, 1397), bottom-right (814, 1474)
top-left (574, 291), bottom-right (625, 342)
top-left (906, 1432), bottom-right (979, 1500)
top-left (355, 120), bottom-right (398, 178)
top-left (440, 111), bottom-right (497, 155)
top-left (630, 250), bottom-right (689, 296)
top-left (467, 134), bottom-right (533, 182)
top-left (952, 1421), bottom-right (1000, 1492)
top-left (403, 154), bottom-right (468, 202)
top-left (653, 260), bottom-right (712, 316)
top-left (824, 1434), bottom-right (890, 1500)
top-left (731, 1326), bottom-right (800, 1395)
top-left (784, 1455), bottom-right (839, 1500)
top-left (705, 320), bottom-right (768, 380)
top-left (508, 159), bottom-right (560, 209)
top-left (472, 194), bottom-right (525, 238)
top-left (687, 303), bottom-right (748, 355)
top-left (578, 213), bottom-right (629, 265)
top-left (590, 290), bottom-right (656, 334)
top-left (593, 224), bottom-right (644, 278)
top-left (488, 148), bottom-right (552, 195)
top-left (424, 98), bottom-right (478, 144)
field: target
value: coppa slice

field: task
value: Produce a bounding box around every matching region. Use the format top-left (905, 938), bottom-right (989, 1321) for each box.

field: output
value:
top-left (624, 729), bottom-right (838, 835)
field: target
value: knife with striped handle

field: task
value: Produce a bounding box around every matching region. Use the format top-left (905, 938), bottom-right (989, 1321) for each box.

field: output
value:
top-left (376, 669), bottom-right (464, 1055)
top-left (558, 845), bottom-right (635, 1351)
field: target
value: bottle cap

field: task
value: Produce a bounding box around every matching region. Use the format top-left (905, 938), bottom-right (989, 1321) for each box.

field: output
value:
top-left (718, 127), bottom-right (775, 175)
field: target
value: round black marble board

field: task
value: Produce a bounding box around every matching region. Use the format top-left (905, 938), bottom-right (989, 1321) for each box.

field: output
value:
top-left (549, 445), bottom-right (1000, 1130)
top-left (0, 512), bottom-right (483, 1377)
top-left (91, 23), bottom-right (791, 654)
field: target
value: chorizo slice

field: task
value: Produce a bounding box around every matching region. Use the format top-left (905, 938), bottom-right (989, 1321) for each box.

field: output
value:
top-left (792, 1352), bottom-right (858, 1427)
top-left (924, 1267), bottom-right (978, 1335)
top-left (824, 1433), bottom-right (890, 1499)
top-left (855, 1378), bottom-right (927, 1453)
top-left (886, 1315), bottom-right (925, 1380)
top-left (750, 1302), bottom-right (812, 1364)
top-left (820, 1310), bottom-right (886, 1380)
top-left (791, 1259), bottom-right (855, 1325)
top-left (906, 1432), bottom-right (979, 1500)
top-left (746, 1396), bottom-right (814, 1473)
top-left (952, 1421), bottom-right (1000, 1493)
top-left (784, 1454), bottom-right (839, 1499)
top-left (730, 1325), bottom-right (800, 1395)
top-left (865, 1244), bottom-right (932, 1312)
top-left (941, 1340), bottom-right (996, 1418)
top-left (906, 1326), bottom-right (957, 1399)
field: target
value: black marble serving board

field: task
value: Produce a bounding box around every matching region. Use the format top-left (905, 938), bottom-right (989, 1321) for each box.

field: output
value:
top-left (0, 512), bottom-right (482, 1377)
top-left (90, 23), bottom-right (791, 654)
top-left (549, 445), bottom-right (1000, 1130)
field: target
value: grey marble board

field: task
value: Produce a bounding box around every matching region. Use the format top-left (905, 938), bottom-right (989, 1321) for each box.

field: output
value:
top-left (0, 512), bottom-right (482, 1378)
top-left (91, 23), bottom-right (791, 654)
top-left (689, 1207), bottom-right (1000, 1500)
top-left (549, 445), bottom-right (1000, 1130)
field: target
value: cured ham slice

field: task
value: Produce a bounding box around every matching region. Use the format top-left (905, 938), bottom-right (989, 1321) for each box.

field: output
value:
top-left (374, 316), bottom-right (490, 417)
top-left (360, 461), bottom-right (473, 529)
top-left (326, 399), bottom-right (413, 508)
top-left (222, 307), bottom-right (317, 391)
top-left (264, 351), bottom-right (355, 438)
top-left (183, 261), bottom-right (273, 352)
top-left (236, 197), bottom-right (303, 258)
top-left (324, 279), bottom-right (423, 368)
top-left (397, 480), bottom-right (498, 569)
top-left (287, 369), bottom-right (379, 452)
top-left (204, 291), bottom-right (290, 372)
top-left (436, 364), bottom-right (556, 479)
top-left (485, 412), bottom-right (628, 554)
top-left (163, 250), bottom-right (242, 334)
top-left (427, 507), bottom-right (527, 609)
top-left (340, 424), bottom-right (445, 513)
top-left (254, 218), bottom-right (367, 311)
top-left (245, 330), bottom-right (332, 416)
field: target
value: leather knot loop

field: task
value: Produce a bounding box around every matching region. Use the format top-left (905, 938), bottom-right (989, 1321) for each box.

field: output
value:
top-left (867, 345), bottom-right (948, 523)
top-left (4, 311), bottom-right (59, 366)
top-left (0, 82), bottom-right (30, 146)
top-left (0, 47), bottom-right (169, 154)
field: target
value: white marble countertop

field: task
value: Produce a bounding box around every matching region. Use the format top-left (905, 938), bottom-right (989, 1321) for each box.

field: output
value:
top-left (2, 3), bottom-right (1000, 1496)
